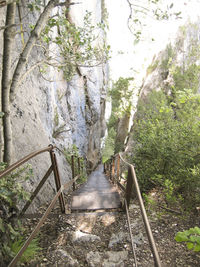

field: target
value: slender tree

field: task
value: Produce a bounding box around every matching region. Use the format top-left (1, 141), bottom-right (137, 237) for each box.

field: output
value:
top-left (1, 0), bottom-right (59, 164)
top-left (1, 0), bottom-right (108, 164)
top-left (1, 2), bottom-right (16, 163)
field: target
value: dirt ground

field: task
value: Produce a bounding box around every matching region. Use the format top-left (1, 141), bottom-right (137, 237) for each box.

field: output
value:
top-left (19, 189), bottom-right (200, 267)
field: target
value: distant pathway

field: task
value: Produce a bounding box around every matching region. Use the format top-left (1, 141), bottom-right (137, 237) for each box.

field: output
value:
top-left (71, 165), bottom-right (121, 210)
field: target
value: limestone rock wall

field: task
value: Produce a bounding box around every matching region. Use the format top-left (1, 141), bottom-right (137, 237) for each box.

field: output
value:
top-left (126, 20), bottom-right (200, 155)
top-left (0, 1), bottom-right (108, 211)
top-left (139, 20), bottom-right (200, 98)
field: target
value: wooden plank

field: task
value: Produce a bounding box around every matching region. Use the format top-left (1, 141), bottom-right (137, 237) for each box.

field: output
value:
top-left (71, 165), bottom-right (121, 211)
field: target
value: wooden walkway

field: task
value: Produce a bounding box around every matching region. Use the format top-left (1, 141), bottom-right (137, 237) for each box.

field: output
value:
top-left (71, 165), bottom-right (121, 211)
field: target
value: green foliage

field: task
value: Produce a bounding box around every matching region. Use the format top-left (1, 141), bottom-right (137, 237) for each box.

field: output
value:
top-left (0, 164), bottom-right (40, 265)
top-left (146, 60), bottom-right (159, 75)
top-left (0, 163), bottom-right (32, 209)
top-left (102, 128), bottom-right (116, 163)
top-left (76, 170), bottom-right (87, 185)
top-left (10, 236), bottom-right (41, 263)
top-left (52, 124), bottom-right (67, 139)
top-left (163, 179), bottom-right (177, 205)
top-left (64, 144), bottom-right (80, 165)
top-left (109, 77), bottom-right (134, 116)
top-left (102, 77), bottom-right (134, 159)
top-left (40, 10), bottom-right (110, 81)
top-left (131, 89), bottom-right (200, 209)
top-left (175, 227), bottom-right (200, 252)
top-left (142, 192), bottom-right (156, 211)
top-left (128, 1), bottom-right (181, 43)
top-left (28, 0), bottom-right (43, 12)
top-left (172, 64), bottom-right (200, 93)
top-left (160, 43), bottom-right (175, 73)
top-left (64, 145), bottom-right (87, 184)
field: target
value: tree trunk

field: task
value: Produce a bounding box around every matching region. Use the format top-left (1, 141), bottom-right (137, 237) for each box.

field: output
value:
top-left (9, 0), bottom-right (59, 102)
top-left (1, 0), bottom-right (58, 164)
top-left (1, 3), bottom-right (16, 164)
top-left (115, 112), bottom-right (131, 154)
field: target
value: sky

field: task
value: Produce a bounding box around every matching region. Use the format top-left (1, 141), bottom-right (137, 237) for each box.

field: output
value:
top-left (106, 0), bottom-right (200, 85)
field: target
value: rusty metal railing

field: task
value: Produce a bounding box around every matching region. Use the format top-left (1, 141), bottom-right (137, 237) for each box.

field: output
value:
top-left (0, 144), bottom-right (82, 267)
top-left (104, 153), bottom-right (162, 267)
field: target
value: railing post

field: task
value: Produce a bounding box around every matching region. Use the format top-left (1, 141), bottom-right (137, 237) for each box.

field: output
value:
top-left (49, 148), bottom-right (65, 213)
top-left (111, 156), bottom-right (115, 183)
top-left (20, 166), bottom-right (53, 216)
top-left (109, 159), bottom-right (112, 180)
top-left (116, 154), bottom-right (120, 182)
top-left (125, 166), bottom-right (133, 209)
top-left (71, 155), bottom-right (75, 190)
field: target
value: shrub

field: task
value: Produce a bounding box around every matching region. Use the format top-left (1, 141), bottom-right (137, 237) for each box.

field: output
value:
top-left (0, 163), bottom-right (40, 265)
top-left (175, 227), bottom-right (200, 252)
top-left (131, 89), bottom-right (200, 209)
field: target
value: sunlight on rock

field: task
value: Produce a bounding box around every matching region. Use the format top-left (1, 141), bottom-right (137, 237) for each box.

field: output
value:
top-left (101, 214), bottom-right (116, 226)
top-left (57, 233), bottom-right (67, 247)
top-left (77, 215), bottom-right (97, 233)
top-left (73, 230), bottom-right (101, 243)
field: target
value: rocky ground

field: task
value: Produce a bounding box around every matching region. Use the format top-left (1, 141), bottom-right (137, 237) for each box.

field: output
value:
top-left (19, 189), bottom-right (200, 267)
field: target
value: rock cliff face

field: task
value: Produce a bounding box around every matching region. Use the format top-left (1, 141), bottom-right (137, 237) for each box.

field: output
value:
top-left (0, 1), bottom-right (108, 211)
top-left (126, 20), bottom-right (200, 154)
top-left (139, 20), bottom-right (200, 99)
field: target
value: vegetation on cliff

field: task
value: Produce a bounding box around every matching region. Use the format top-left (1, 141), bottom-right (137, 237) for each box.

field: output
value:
top-left (130, 22), bottom-right (200, 211)
top-left (102, 77), bottom-right (134, 162)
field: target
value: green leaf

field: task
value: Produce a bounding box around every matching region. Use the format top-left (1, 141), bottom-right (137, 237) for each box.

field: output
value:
top-left (175, 232), bottom-right (189, 242)
top-left (194, 227), bottom-right (200, 235)
top-left (187, 242), bottom-right (194, 250)
top-left (0, 218), bottom-right (5, 232)
top-left (194, 244), bottom-right (200, 252)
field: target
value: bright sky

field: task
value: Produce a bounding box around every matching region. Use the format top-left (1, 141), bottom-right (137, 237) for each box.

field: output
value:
top-left (106, 0), bottom-right (200, 84)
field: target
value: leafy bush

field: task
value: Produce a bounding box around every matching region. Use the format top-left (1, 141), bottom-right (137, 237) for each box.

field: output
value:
top-left (175, 227), bottom-right (200, 252)
top-left (172, 64), bottom-right (200, 93)
top-left (146, 60), bottom-right (159, 75)
top-left (40, 10), bottom-right (110, 81)
top-left (64, 144), bottom-right (80, 165)
top-left (10, 236), bottom-right (41, 263)
top-left (102, 127), bottom-right (116, 163)
top-left (131, 89), bottom-right (200, 209)
top-left (0, 163), bottom-right (40, 265)
top-left (102, 77), bottom-right (134, 159)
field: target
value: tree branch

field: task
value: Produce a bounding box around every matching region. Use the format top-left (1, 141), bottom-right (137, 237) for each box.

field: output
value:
top-left (9, 0), bottom-right (59, 102)
top-left (0, 23), bottom-right (18, 31)
top-left (1, 2), bottom-right (16, 163)
top-left (55, 1), bottom-right (82, 7)
top-left (0, 0), bottom-right (17, 7)
top-left (19, 60), bottom-right (46, 85)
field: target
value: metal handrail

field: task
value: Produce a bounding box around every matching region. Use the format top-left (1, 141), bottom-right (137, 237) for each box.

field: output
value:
top-left (0, 144), bottom-right (83, 267)
top-left (124, 198), bottom-right (138, 267)
top-left (8, 174), bottom-right (81, 267)
top-left (0, 145), bottom-right (55, 179)
top-left (119, 153), bottom-right (161, 267)
top-left (104, 153), bottom-right (162, 267)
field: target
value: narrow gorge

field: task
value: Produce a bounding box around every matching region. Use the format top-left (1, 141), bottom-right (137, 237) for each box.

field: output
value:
top-left (1, 1), bottom-right (200, 266)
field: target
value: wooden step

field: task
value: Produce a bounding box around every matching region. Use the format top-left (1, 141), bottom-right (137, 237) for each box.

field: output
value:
top-left (71, 165), bottom-right (121, 211)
